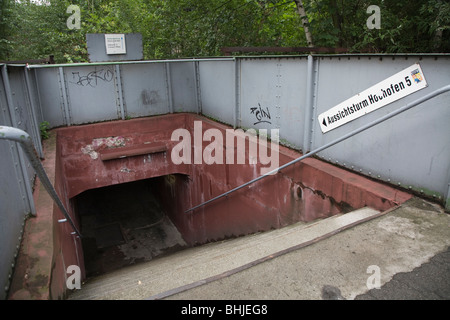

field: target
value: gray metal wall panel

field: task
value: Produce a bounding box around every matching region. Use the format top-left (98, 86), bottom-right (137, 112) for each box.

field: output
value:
top-left (274, 57), bottom-right (308, 150)
top-left (312, 56), bottom-right (450, 199)
top-left (65, 65), bottom-right (120, 124)
top-left (240, 59), bottom-right (285, 132)
top-left (7, 67), bottom-right (39, 184)
top-left (199, 60), bottom-right (235, 126)
top-left (239, 58), bottom-right (308, 148)
top-left (27, 55), bottom-right (450, 203)
top-left (8, 68), bottom-right (33, 134)
top-left (0, 139), bottom-right (28, 300)
top-left (35, 68), bottom-right (66, 128)
top-left (1, 66), bottom-right (35, 215)
top-left (169, 62), bottom-right (197, 113)
top-left (121, 63), bottom-right (170, 117)
top-left (0, 71), bottom-right (29, 299)
top-left (30, 69), bottom-right (44, 125)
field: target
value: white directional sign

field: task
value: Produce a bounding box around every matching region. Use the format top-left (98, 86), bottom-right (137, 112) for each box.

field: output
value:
top-left (318, 63), bottom-right (428, 133)
top-left (105, 34), bottom-right (126, 55)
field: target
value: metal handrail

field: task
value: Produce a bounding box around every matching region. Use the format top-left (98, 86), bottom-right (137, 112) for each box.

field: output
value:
top-left (25, 57), bottom-right (236, 69)
top-left (185, 84), bottom-right (450, 213)
top-left (0, 126), bottom-right (82, 237)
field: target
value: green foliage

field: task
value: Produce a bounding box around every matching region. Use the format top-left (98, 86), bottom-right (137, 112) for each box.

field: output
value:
top-left (39, 121), bottom-right (50, 140)
top-left (302, 0), bottom-right (450, 53)
top-left (0, 0), bottom-right (14, 59)
top-left (1, 0), bottom-right (449, 63)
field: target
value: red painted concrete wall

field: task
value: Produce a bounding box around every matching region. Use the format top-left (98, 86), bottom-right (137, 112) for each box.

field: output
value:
top-left (51, 135), bottom-right (85, 299)
top-left (155, 116), bottom-right (412, 245)
top-left (55, 113), bottom-right (411, 251)
top-left (57, 114), bottom-right (191, 199)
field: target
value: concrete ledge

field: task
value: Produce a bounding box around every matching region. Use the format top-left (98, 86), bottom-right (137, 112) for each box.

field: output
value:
top-left (100, 143), bottom-right (167, 161)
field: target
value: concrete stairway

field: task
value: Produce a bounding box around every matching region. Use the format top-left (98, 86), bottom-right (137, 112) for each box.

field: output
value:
top-left (68, 207), bottom-right (382, 300)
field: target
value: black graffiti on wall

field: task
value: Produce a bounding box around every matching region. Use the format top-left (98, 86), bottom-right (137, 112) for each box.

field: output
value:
top-left (70, 67), bottom-right (114, 87)
top-left (250, 103), bottom-right (272, 125)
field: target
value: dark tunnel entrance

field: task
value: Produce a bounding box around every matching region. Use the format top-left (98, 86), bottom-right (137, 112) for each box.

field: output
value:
top-left (73, 177), bottom-right (187, 278)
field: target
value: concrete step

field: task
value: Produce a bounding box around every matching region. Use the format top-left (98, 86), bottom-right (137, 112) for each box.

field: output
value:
top-left (68, 207), bottom-right (382, 300)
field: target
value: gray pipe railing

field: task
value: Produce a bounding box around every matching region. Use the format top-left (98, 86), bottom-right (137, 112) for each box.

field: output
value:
top-left (186, 84), bottom-right (450, 213)
top-left (25, 57), bottom-right (236, 69)
top-left (0, 126), bottom-right (82, 237)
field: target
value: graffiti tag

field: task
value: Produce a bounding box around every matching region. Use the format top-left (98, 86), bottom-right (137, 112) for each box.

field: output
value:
top-left (70, 68), bottom-right (114, 87)
top-left (250, 103), bottom-right (272, 125)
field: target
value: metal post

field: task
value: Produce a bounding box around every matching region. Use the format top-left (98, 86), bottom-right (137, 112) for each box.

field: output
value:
top-left (0, 125), bottom-right (82, 237)
top-left (114, 65), bottom-right (126, 120)
top-left (302, 55), bottom-right (315, 153)
top-left (165, 62), bottom-right (174, 114)
top-left (58, 67), bottom-right (71, 126)
top-left (186, 84), bottom-right (450, 213)
top-left (234, 58), bottom-right (241, 129)
top-left (194, 61), bottom-right (202, 114)
top-left (446, 182), bottom-right (450, 212)
top-left (23, 67), bottom-right (44, 158)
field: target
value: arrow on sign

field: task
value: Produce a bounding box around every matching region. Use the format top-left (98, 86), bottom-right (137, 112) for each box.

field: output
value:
top-left (322, 118), bottom-right (327, 127)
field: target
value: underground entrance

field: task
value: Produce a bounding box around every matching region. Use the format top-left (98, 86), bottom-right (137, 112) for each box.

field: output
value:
top-left (52, 113), bottom-right (412, 294)
top-left (73, 176), bottom-right (188, 277)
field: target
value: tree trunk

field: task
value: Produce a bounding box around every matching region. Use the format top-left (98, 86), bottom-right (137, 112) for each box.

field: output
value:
top-left (329, 0), bottom-right (343, 46)
top-left (432, 0), bottom-right (444, 51)
top-left (293, 0), bottom-right (314, 47)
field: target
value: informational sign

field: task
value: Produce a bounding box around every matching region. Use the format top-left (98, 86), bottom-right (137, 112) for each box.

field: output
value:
top-left (318, 63), bottom-right (427, 133)
top-left (105, 34), bottom-right (126, 55)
